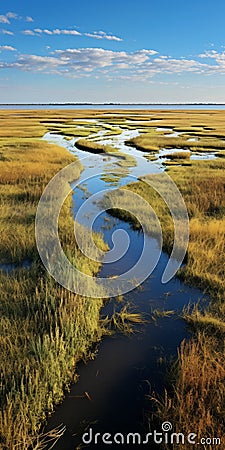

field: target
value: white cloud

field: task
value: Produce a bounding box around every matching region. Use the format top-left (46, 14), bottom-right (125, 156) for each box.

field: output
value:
top-left (0, 54), bottom-right (65, 72)
top-left (199, 50), bottom-right (218, 58)
top-left (52, 29), bottom-right (81, 35)
top-left (1, 29), bottom-right (14, 35)
top-left (22, 29), bottom-right (36, 36)
top-left (0, 11), bottom-right (33, 24)
top-left (0, 12), bottom-right (19, 23)
top-left (42, 29), bottom-right (53, 35)
top-left (199, 50), bottom-right (225, 61)
top-left (6, 12), bottom-right (18, 19)
top-left (52, 47), bottom-right (157, 69)
top-left (22, 27), bottom-right (122, 41)
top-left (84, 31), bottom-right (122, 41)
top-left (1, 47), bottom-right (225, 79)
top-left (0, 45), bottom-right (16, 51)
top-left (0, 47), bottom-right (164, 76)
top-left (0, 15), bottom-right (10, 24)
top-left (198, 50), bottom-right (225, 72)
top-left (25, 28), bottom-right (82, 36)
top-left (138, 49), bottom-right (158, 55)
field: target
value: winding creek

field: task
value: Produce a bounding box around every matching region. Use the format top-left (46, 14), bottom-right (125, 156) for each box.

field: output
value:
top-left (42, 121), bottom-right (210, 449)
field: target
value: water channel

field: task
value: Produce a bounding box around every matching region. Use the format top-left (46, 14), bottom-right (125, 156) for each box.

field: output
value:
top-left (43, 121), bottom-right (208, 449)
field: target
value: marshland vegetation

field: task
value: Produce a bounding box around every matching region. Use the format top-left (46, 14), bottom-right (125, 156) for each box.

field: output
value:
top-left (103, 157), bottom-right (225, 447)
top-left (0, 110), bottom-right (109, 449)
top-left (0, 108), bottom-right (224, 449)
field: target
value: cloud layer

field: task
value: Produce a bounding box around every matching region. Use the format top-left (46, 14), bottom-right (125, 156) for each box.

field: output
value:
top-left (23, 28), bottom-right (81, 36)
top-left (84, 31), bottom-right (122, 41)
top-left (199, 50), bottom-right (225, 70)
top-left (1, 46), bottom-right (225, 80)
top-left (1, 9), bottom-right (225, 82)
top-left (0, 11), bottom-right (33, 24)
top-left (22, 27), bottom-right (122, 41)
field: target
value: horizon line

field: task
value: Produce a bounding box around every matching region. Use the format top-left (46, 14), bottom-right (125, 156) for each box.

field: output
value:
top-left (1, 102), bottom-right (225, 106)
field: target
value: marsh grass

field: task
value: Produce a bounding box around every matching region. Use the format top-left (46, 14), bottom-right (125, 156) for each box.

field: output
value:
top-left (128, 134), bottom-right (225, 153)
top-left (100, 171), bottom-right (129, 185)
top-left (1, 109), bottom-right (225, 448)
top-left (162, 151), bottom-right (191, 160)
top-left (153, 336), bottom-right (225, 449)
top-left (35, 110), bottom-right (225, 445)
top-left (151, 309), bottom-right (175, 319)
top-left (183, 304), bottom-right (225, 335)
top-left (0, 138), bottom-right (78, 264)
top-left (75, 138), bottom-right (117, 154)
top-left (102, 146), bottom-right (224, 444)
top-left (108, 304), bottom-right (145, 334)
top-left (125, 110), bottom-right (225, 160)
top-left (216, 150), bottom-right (225, 157)
top-left (107, 157), bottom-right (225, 445)
top-left (0, 111), bottom-right (109, 449)
top-left (0, 272), bottom-right (105, 449)
top-left (75, 138), bottom-right (137, 171)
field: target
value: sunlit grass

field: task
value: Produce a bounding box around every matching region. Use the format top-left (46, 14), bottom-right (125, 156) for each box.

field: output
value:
top-left (128, 134), bottom-right (225, 153)
top-left (162, 151), bottom-right (190, 160)
top-left (107, 304), bottom-right (146, 334)
top-left (153, 335), bottom-right (225, 449)
top-left (0, 111), bottom-right (108, 449)
top-left (1, 109), bottom-right (225, 448)
top-left (75, 138), bottom-right (117, 153)
top-left (102, 155), bottom-right (225, 445)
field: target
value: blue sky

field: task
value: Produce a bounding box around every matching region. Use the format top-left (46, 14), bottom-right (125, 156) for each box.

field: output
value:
top-left (1, 0), bottom-right (225, 103)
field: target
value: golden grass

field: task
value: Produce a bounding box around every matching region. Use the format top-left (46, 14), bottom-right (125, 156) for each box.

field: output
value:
top-left (183, 304), bottom-right (225, 334)
top-left (154, 336), bottom-right (225, 449)
top-left (102, 156), bottom-right (225, 444)
top-left (71, 109), bottom-right (225, 443)
top-left (75, 138), bottom-right (116, 154)
top-left (146, 162), bottom-right (225, 442)
top-left (162, 151), bottom-right (190, 160)
top-left (123, 110), bottom-right (225, 160)
top-left (0, 138), bottom-right (79, 264)
top-left (1, 109), bottom-right (225, 447)
top-left (0, 111), bottom-right (109, 449)
top-left (108, 304), bottom-right (145, 334)
top-left (128, 134), bottom-right (225, 153)
top-left (75, 138), bottom-right (137, 172)
top-left (0, 274), bottom-right (105, 449)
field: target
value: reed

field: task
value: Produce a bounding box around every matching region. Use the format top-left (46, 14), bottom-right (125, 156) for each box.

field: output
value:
top-left (153, 335), bottom-right (225, 449)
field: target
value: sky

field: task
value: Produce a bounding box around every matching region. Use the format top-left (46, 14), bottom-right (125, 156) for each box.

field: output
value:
top-left (1, 0), bottom-right (225, 103)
